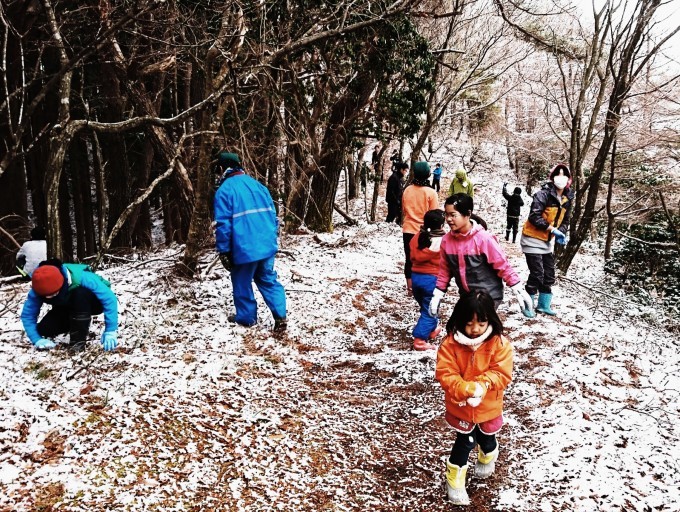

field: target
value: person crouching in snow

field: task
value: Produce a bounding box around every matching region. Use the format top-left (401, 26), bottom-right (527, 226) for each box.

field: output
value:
top-left (429, 193), bottom-right (535, 319)
top-left (20, 260), bottom-right (118, 353)
top-left (435, 290), bottom-right (513, 505)
top-left (409, 209), bottom-right (446, 351)
top-left (520, 163), bottom-right (574, 315)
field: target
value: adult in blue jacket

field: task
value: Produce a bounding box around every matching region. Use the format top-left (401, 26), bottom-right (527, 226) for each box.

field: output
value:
top-left (21, 260), bottom-right (118, 352)
top-left (431, 163), bottom-right (443, 192)
top-left (214, 152), bottom-right (287, 330)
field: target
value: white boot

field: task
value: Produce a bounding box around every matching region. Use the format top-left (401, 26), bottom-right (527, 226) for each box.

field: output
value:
top-left (445, 462), bottom-right (470, 505)
top-left (475, 445), bottom-right (499, 479)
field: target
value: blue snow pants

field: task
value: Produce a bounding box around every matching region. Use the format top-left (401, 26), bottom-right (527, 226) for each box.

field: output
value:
top-left (411, 272), bottom-right (438, 339)
top-left (230, 255), bottom-right (286, 325)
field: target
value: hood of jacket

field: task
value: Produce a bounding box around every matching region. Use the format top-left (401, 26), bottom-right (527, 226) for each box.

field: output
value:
top-left (455, 169), bottom-right (468, 181)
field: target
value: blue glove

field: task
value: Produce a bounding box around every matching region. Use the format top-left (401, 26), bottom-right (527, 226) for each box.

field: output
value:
top-left (34, 338), bottom-right (56, 350)
top-left (552, 230), bottom-right (566, 245)
top-left (101, 331), bottom-right (118, 351)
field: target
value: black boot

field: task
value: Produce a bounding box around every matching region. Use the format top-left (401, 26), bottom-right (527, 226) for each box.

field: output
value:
top-left (274, 317), bottom-right (287, 332)
top-left (512, 231), bottom-right (517, 243)
top-left (68, 313), bottom-right (91, 353)
top-left (505, 230), bottom-right (511, 241)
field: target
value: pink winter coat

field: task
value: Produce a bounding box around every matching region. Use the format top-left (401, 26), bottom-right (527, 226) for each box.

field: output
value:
top-left (436, 221), bottom-right (520, 301)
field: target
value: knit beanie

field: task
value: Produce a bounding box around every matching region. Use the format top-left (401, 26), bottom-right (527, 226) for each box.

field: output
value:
top-left (32, 265), bottom-right (64, 296)
top-left (31, 226), bottom-right (46, 240)
top-left (217, 152), bottom-right (241, 169)
top-left (413, 162), bottom-right (430, 180)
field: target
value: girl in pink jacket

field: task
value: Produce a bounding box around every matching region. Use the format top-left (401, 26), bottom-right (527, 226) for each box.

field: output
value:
top-left (429, 193), bottom-right (534, 318)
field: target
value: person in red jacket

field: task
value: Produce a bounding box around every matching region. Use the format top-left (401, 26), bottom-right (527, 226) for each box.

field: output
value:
top-left (435, 290), bottom-right (514, 505)
top-left (408, 209), bottom-right (445, 351)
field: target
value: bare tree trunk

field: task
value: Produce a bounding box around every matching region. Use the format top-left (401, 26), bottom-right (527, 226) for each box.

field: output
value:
top-left (558, 0), bottom-right (667, 273)
top-left (604, 139), bottom-right (617, 260)
top-left (370, 147), bottom-right (387, 222)
top-left (349, 146), bottom-right (366, 200)
top-left (69, 133), bottom-right (94, 260)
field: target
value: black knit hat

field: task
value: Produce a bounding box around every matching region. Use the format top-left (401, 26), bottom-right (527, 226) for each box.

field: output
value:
top-left (413, 162), bottom-right (430, 180)
top-left (30, 226), bottom-right (46, 240)
top-left (217, 152), bottom-right (241, 169)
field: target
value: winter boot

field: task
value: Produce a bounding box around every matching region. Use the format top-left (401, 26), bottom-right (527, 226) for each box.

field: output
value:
top-left (413, 338), bottom-right (436, 351)
top-left (445, 462), bottom-right (470, 505)
top-left (428, 326), bottom-right (442, 340)
top-left (273, 317), bottom-right (287, 332)
top-left (475, 445), bottom-right (499, 479)
top-left (227, 315), bottom-right (255, 327)
top-left (512, 231), bottom-right (517, 243)
top-left (536, 292), bottom-right (556, 316)
top-left (505, 230), bottom-right (510, 241)
top-left (68, 313), bottom-right (91, 353)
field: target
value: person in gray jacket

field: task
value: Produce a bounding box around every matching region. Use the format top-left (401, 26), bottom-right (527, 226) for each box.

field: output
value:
top-left (16, 226), bottom-right (47, 278)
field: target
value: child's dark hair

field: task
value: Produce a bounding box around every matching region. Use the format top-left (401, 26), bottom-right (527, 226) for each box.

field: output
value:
top-left (444, 193), bottom-right (488, 230)
top-left (30, 226), bottom-right (46, 240)
top-left (417, 209), bottom-right (445, 249)
top-left (446, 289), bottom-right (503, 337)
top-left (549, 163), bottom-right (571, 179)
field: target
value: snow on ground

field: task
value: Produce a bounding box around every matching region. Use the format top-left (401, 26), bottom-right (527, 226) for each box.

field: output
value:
top-left (1, 162), bottom-right (678, 512)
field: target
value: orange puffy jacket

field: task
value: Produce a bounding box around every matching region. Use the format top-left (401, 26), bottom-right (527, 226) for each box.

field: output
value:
top-left (401, 185), bottom-right (439, 235)
top-left (435, 333), bottom-right (513, 425)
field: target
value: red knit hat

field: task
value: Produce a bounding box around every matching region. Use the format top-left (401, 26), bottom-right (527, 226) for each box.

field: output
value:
top-left (32, 265), bottom-right (64, 296)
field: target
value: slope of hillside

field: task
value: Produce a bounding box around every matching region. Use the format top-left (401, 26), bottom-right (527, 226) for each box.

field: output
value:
top-left (0, 163), bottom-right (677, 512)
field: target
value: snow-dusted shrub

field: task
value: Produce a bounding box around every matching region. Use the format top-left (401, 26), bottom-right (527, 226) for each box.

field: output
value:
top-left (605, 212), bottom-right (680, 322)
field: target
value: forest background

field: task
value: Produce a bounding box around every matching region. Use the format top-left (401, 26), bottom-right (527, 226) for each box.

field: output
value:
top-left (0, 0), bottom-right (679, 305)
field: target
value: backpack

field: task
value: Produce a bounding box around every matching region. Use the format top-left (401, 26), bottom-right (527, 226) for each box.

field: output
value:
top-left (64, 263), bottom-right (111, 291)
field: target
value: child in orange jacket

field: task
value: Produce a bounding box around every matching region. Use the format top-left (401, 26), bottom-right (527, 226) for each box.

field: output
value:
top-left (435, 290), bottom-right (514, 505)
top-left (409, 209), bottom-right (445, 351)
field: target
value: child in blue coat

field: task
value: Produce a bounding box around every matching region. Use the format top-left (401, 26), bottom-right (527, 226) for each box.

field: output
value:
top-left (21, 260), bottom-right (118, 353)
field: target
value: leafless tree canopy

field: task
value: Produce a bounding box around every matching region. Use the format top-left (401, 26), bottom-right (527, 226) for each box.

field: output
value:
top-left (0, 0), bottom-right (678, 276)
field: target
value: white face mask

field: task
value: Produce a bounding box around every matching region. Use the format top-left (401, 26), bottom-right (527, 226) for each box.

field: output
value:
top-left (553, 175), bottom-right (569, 189)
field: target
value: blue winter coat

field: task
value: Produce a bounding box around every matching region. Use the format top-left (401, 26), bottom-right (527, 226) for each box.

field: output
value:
top-left (21, 265), bottom-right (118, 343)
top-left (214, 171), bottom-right (278, 265)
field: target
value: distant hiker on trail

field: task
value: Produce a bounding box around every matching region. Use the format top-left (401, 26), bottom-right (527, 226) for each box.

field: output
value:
top-left (502, 183), bottom-right (524, 243)
top-left (448, 169), bottom-right (474, 197)
top-left (16, 226), bottom-right (47, 278)
top-left (213, 151), bottom-right (287, 331)
top-left (432, 163), bottom-right (443, 192)
top-left (390, 149), bottom-right (402, 172)
top-left (402, 162), bottom-right (439, 296)
top-left (435, 290), bottom-right (513, 505)
top-left (520, 163), bottom-right (574, 316)
top-left (409, 209), bottom-right (445, 351)
top-left (372, 144), bottom-right (381, 173)
top-left (386, 162), bottom-right (407, 224)
top-left (429, 193), bottom-right (535, 318)
top-left (20, 260), bottom-right (118, 353)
